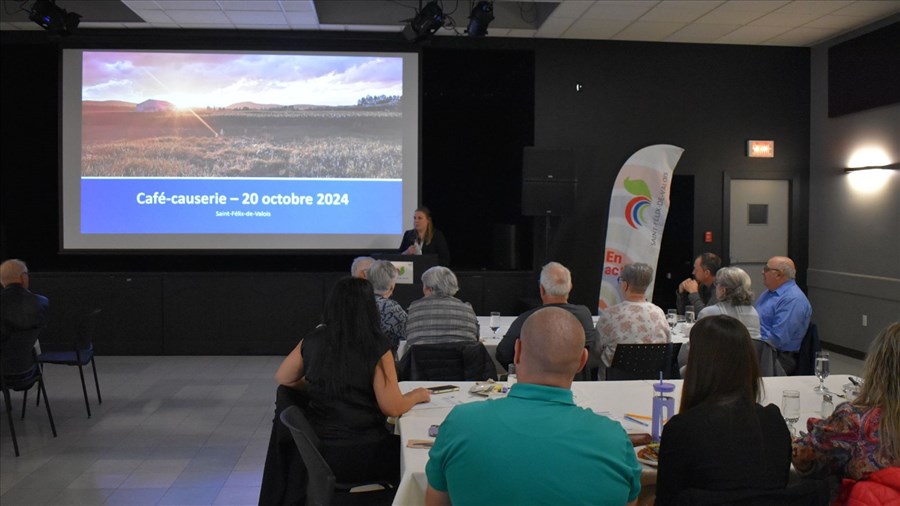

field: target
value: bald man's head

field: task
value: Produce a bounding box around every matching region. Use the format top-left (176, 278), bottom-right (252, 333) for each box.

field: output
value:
top-left (0, 259), bottom-right (29, 288)
top-left (518, 307), bottom-right (587, 382)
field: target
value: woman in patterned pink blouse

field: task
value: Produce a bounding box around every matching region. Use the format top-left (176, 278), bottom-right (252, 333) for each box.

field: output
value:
top-left (592, 262), bottom-right (670, 373)
top-left (792, 322), bottom-right (900, 499)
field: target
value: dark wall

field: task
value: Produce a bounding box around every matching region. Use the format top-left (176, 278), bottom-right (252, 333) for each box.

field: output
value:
top-left (530, 39), bottom-right (810, 305)
top-left (1, 30), bottom-right (811, 354)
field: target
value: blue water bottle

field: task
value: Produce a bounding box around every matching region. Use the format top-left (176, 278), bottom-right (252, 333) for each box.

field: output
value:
top-left (651, 378), bottom-right (676, 442)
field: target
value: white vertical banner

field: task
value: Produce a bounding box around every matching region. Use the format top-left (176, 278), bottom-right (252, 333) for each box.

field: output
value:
top-left (598, 144), bottom-right (684, 312)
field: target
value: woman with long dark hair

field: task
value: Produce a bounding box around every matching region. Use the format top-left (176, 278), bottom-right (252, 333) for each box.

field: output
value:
top-left (261, 277), bottom-right (429, 504)
top-left (655, 315), bottom-right (791, 505)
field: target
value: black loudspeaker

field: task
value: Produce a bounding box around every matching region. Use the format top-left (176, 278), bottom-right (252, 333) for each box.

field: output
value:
top-left (522, 147), bottom-right (576, 216)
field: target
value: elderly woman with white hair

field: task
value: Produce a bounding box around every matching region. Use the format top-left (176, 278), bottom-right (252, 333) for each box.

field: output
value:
top-left (404, 266), bottom-right (478, 346)
top-left (367, 260), bottom-right (408, 351)
top-left (678, 266), bottom-right (762, 374)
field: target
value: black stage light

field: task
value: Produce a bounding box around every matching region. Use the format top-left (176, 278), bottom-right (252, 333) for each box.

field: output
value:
top-left (28, 0), bottom-right (81, 35)
top-left (466, 1), bottom-right (494, 37)
top-left (402, 1), bottom-right (445, 42)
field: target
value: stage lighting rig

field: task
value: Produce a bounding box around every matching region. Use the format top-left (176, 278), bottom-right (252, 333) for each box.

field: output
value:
top-left (27, 0), bottom-right (81, 35)
top-left (466, 1), bottom-right (494, 37)
top-left (402, 1), bottom-right (446, 42)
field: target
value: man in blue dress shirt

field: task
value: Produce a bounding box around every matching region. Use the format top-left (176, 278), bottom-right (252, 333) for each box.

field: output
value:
top-left (755, 256), bottom-right (812, 374)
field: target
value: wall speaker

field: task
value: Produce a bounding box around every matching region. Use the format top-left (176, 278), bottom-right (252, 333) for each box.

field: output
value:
top-left (522, 147), bottom-right (576, 216)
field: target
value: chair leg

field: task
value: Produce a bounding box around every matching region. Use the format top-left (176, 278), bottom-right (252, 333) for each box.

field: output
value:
top-left (37, 379), bottom-right (57, 438)
top-left (90, 356), bottom-right (102, 404)
top-left (35, 363), bottom-right (43, 407)
top-left (3, 389), bottom-right (20, 457)
top-left (21, 389), bottom-right (28, 420)
top-left (77, 363), bottom-right (92, 418)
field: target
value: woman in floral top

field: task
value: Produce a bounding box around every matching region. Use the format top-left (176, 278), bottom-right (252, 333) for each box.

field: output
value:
top-left (792, 322), bottom-right (899, 496)
top-left (593, 262), bottom-right (670, 371)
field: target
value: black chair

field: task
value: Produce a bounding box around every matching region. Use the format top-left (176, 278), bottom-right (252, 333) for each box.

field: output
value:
top-left (37, 308), bottom-right (102, 418)
top-left (793, 323), bottom-right (820, 376)
top-left (398, 341), bottom-right (498, 381)
top-left (279, 405), bottom-right (394, 506)
top-left (675, 478), bottom-right (830, 505)
top-left (605, 342), bottom-right (681, 381)
top-left (1, 328), bottom-right (58, 457)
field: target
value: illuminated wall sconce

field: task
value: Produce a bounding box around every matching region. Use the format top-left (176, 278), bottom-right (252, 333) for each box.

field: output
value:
top-left (747, 140), bottom-right (774, 158)
top-left (844, 162), bottom-right (900, 173)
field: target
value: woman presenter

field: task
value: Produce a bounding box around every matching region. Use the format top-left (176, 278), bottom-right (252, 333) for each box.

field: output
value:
top-left (399, 206), bottom-right (450, 266)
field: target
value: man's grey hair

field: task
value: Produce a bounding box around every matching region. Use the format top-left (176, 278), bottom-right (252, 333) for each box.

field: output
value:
top-left (350, 256), bottom-right (375, 277)
top-left (367, 260), bottom-right (398, 295)
top-left (540, 262), bottom-right (572, 297)
top-left (621, 263), bottom-right (654, 293)
top-left (715, 267), bottom-right (754, 306)
top-left (421, 266), bottom-right (459, 297)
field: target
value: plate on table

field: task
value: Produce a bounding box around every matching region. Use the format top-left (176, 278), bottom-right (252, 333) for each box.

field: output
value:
top-left (635, 444), bottom-right (659, 467)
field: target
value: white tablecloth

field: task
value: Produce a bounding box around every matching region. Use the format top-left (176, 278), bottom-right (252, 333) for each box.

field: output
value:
top-left (392, 375), bottom-right (846, 505)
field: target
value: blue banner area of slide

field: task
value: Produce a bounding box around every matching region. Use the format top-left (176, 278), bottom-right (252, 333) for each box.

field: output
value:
top-left (81, 178), bottom-right (402, 234)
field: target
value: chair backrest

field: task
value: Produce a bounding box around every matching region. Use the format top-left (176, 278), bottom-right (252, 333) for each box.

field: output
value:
top-left (675, 478), bottom-right (830, 505)
top-left (401, 341), bottom-right (497, 381)
top-left (794, 323), bottom-right (820, 376)
top-left (74, 309), bottom-right (101, 351)
top-left (279, 405), bottom-right (335, 506)
top-left (752, 339), bottom-right (786, 377)
top-left (606, 343), bottom-right (679, 381)
top-left (0, 328), bottom-right (42, 378)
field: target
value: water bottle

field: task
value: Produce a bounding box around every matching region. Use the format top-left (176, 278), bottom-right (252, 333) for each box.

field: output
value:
top-left (651, 379), bottom-right (676, 442)
top-left (821, 393), bottom-right (834, 418)
top-left (507, 363), bottom-right (517, 385)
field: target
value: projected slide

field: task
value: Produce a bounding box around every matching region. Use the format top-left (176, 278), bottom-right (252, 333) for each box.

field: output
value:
top-left (62, 50), bottom-right (419, 250)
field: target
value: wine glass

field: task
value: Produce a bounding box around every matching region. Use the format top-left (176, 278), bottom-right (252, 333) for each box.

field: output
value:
top-left (814, 351), bottom-right (830, 394)
top-left (781, 390), bottom-right (801, 436)
top-left (489, 312), bottom-right (501, 338)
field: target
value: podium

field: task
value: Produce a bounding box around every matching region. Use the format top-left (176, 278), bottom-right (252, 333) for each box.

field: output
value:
top-left (372, 253), bottom-right (438, 309)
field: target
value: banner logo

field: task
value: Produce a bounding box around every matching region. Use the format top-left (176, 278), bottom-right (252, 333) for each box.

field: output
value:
top-left (624, 178), bottom-right (651, 229)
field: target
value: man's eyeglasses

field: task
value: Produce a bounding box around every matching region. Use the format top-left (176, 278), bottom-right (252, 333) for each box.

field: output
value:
top-left (762, 266), bottom-right (781, 274)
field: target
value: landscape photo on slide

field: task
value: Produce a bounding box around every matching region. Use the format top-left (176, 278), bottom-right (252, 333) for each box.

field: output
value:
top-left (81, 51), bottom-right (404, 179)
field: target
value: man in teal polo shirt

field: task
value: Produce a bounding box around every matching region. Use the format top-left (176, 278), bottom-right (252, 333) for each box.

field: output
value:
top-left (425, 307), bottom-right (642, 506)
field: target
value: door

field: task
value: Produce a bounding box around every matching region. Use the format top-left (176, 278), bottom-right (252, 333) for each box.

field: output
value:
top-left (729, 179), bottom-right (789, 301)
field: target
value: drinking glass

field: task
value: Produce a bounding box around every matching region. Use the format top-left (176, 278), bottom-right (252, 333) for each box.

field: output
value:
top-left (781, 390), bottom-right (801, 436)
top-left (667, 309), bottom-right (677, 328)
top-left (814, 351), bottom-right (830, 394)
top-left (489, 312), bottom-right (501, 338)
top-left (684, 311), bottom-right (695, 324)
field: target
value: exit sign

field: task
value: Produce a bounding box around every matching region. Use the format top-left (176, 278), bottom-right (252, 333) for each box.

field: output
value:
top-left (747, 140), bottom-right (775, 158)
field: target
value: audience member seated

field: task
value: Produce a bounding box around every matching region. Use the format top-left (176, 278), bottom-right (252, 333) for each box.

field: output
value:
top-left (367, 260), bottom-right (407, 351)
top-left (755, 256), bottom-right (812, 375)
top-left (1, 259), bottom-right (49, 342)
top-left (675, 252), bottom-right (721, 315)
top-left (495, 261), bottom-right (598, 370)
top-left (405, 266), bottom-right (477, 347)
top-left (259, 277), bottom-right (430, 504)
top-left (425, 307), bottom-right (642, 506)
top-left (593, 262), bottom-right (670, 375)
top-left (793, 322), bottom-right (900, 502)
top-left (655, 315), bottom-right (792, 505)
top-left (678, 266), bottom-right (760, 373)
top-left (350, 255), bottom-right (375, 279)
